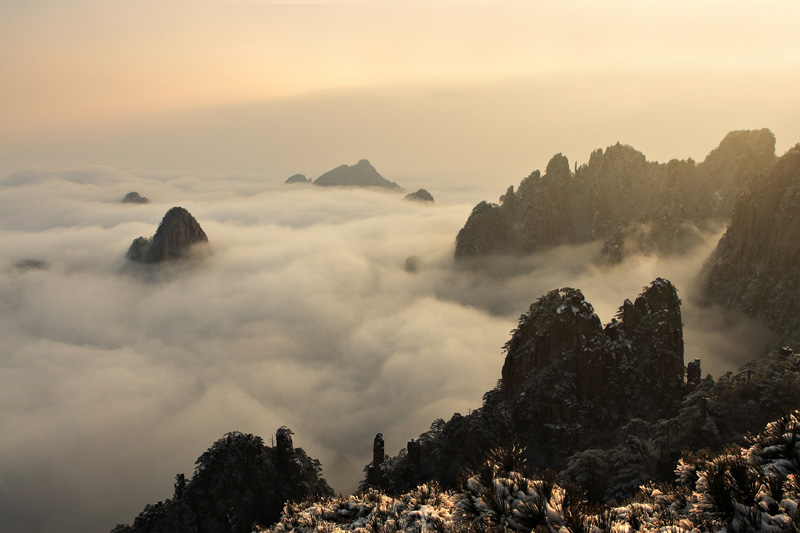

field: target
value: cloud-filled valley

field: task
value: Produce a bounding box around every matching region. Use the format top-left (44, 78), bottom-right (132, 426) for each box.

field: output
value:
top-left (0, 165), bottom-right (776, 532)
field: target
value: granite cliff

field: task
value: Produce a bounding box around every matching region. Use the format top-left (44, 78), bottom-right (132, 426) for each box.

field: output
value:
top-left (703, 144), bottom-right (800, 347)
top-left (455, 129), bottom-right (776, 262)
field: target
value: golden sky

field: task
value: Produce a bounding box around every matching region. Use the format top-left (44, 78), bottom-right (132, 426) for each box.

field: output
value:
top-left (2, 0), bottom-right (799, 173)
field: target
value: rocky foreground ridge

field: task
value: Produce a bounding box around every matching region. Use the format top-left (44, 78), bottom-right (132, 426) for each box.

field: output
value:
top-left (455, 129), bottom-right (776, 262)
top-left (126, 207), bottom-right (209, 264)
top-left (703, 143), bottom-right (800, 348)
top-left (264, 411), bottom-right (800, 532)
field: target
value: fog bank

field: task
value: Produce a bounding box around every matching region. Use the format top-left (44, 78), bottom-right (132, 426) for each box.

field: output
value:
top-left (0, 165), bottom-right (774, 532)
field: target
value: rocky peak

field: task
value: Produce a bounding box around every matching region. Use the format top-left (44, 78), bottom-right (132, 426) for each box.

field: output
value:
top-left (126, 206), bottom-right (209, 264)
top-left (404, 189), bottom-right (434, 203)
top-left (372, 433), bottom-right (385, 466)
top-left (285, 173), bottom-right (311, 184)
top-left (454, 201), bottom-right (512, 257)
top-left (121, 191), bottom-right (148, 204)
top-left (702, 128), bottom-right (775, 171)
top-left (501, 287), bottom-right (602, 403)
top-left (313, 159), bottom-right (402, 190)
top-left (545, 153), bottom-right (571, 179)
top-left (501, 278), bottom-right (685, 422)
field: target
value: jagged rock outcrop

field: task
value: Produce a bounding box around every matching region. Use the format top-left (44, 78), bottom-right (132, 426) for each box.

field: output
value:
top-left (313, 159), bottom-right (402, 190)
top-left (502, 278), bottom-right (684, 424)
top-left (703, 144), bottom-right (800, 347)
top-left (366, 433), bottom-right (386, 488)
top-left (404, 189), bottom-right (434, 203)
top-left (122, 191), bottom-right (149, 204)
top-left (126, 206), bottom-right (209, 264)
top-left (284, 173), bottom-right (310, 184)
top-left (455, 129), bottom-right (776, 262)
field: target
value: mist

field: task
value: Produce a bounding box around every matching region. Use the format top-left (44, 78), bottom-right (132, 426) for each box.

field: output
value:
top-left (0, 162), bottom-right (777, 532)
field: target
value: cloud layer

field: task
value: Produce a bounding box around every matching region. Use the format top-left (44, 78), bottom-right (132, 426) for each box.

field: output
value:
top-left (0, 165), bottom-right (775, 532)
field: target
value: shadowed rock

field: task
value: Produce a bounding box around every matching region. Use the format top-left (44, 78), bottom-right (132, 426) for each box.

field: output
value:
top-left (121, 191), bottom-right (149, 204)
top-left (284, 173), bottom-right (311, 184)
top-left (501, 278), bottom-right (684, 420)
top-left (703, 143), bottom-right (800, 347)
top-left (126, 207), bottom-right (209, 264)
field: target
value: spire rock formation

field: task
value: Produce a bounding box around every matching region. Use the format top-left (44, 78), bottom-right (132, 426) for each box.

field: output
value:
top-left (126, 206), bottom-right (209, 264)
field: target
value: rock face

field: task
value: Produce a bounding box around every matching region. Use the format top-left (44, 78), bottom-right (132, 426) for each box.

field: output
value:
top-left (285, 173), bottom-right (311, 184)
top-left (126, 206), bottom-right (209, 264)
top-left (404, 189), bottom-right (434, 202)
top-left (703, 144), bottom-right (800, 347)
top-left (121, 191), bottom-right (149, 204)
top-left (455, 129), bottom-right (776, 262)
top-left (501, 278), bottom-right (684, 423)
top-left (313, 159), bottom-right (402, 190)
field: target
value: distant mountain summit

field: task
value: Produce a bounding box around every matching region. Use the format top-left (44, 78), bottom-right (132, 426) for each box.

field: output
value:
top-left (121, 191), bottom-right (148, 204)
top-left (703, 144), bottom-right (800, 347)
top-left (313, 159), bottom-right (402, 190)
top-left (284, 173), bottom-right (310, 184)
top-left (404, 189), bottom-right (434, 203)
top-left (455, 129), bottom-right (776, 262)
top-left (126, 206), bottom-right (209, 264)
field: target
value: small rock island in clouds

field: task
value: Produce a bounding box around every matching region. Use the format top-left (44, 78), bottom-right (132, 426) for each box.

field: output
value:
top-left (286, 159), bottom-right (410, 191)
top-left (126, 206), bottom-right (209, 264)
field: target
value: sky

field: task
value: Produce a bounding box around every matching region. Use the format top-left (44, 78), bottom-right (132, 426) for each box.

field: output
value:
top-left (0, 1), bottom-right (796, 531)
top-left (2, 0), bottom-right (800, 176)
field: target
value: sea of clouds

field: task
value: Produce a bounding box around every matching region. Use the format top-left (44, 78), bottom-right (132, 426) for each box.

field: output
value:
top-left (0, 165), bottom-right (774, 532)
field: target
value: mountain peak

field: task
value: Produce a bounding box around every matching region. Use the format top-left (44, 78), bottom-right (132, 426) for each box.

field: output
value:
top-left (313, 159), bottom-right (402, 190)
top-left (126, 206), bottom-right (209, 264)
